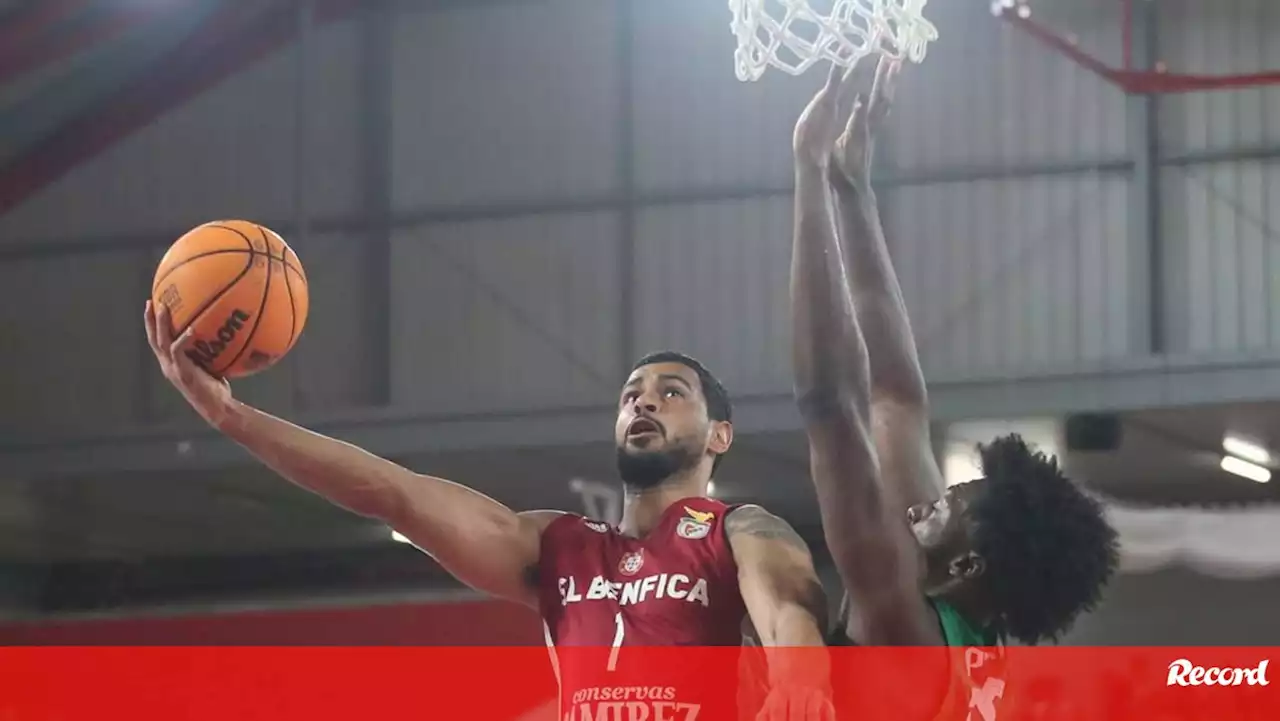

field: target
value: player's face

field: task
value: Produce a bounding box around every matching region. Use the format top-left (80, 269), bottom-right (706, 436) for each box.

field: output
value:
top-left (910, 481), bottom-right (984, 591)
top-left (614, 362), bottom-right (719, 488)
top-left (907, 486), bottom-right (965, 549)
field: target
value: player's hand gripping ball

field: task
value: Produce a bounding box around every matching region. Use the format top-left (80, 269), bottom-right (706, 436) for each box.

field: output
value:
top-left (150, 220), bottom-right (309, 379)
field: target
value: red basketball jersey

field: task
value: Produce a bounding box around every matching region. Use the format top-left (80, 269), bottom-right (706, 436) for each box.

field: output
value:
top-left (537, 497), bottom-right (748, 721)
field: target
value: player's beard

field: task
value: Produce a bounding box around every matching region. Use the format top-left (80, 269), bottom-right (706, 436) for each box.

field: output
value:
top-left (616, 443), bottom-right (700, 490)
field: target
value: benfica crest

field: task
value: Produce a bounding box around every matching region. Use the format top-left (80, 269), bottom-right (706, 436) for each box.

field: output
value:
top-left (676, 507), bottom-right (715, 540)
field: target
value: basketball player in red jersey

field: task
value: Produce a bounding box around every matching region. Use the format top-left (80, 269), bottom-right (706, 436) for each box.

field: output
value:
top-left (144, 304), bottom-right (833, 721)
top-left (789, 57), bottom-right (1119, 720)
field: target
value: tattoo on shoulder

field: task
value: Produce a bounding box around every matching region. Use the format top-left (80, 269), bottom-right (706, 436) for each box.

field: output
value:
top-left (726, 506), bottom-right (809, 552)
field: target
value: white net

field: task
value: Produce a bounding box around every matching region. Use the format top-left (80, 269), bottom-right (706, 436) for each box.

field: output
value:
top-left (728, 0), bottom-right (940, 82)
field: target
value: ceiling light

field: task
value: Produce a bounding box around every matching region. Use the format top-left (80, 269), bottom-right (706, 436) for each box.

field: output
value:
top-left (1223, 435), bottom-right (1271, 465)
top-left (1220, 455), bottom-right (1271, 484)
top-left (943, 443), bottom-right (983, 487)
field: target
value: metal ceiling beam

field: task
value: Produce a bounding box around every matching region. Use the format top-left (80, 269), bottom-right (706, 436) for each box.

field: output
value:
top-left (0, 1), bottom-right (161, 86)
top-left (615, 0), bottom-right (637, 378)
top-left (0, 0), bottom-right (88, 53)
top-left (0, 156), bottom-right (1136, 261)
top-left (1127, 0), bottom-right (1163, 354)
top-left (12, 139), bottom-right (1280, 262)
top-left (12, 351), bottom-right (1280, 479)
top-left (0, 0), bottom-right (260, 216)
top-left (359, 0), bottom-right (395, 406)
top-left (0, 0), bottom-right (362, 219)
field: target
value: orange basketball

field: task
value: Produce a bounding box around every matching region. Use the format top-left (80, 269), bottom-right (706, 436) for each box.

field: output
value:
top-left (151, 220), bottom-right (309, 379)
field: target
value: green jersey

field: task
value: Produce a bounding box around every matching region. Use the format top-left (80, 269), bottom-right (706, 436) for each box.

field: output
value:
top-left (930, 598), bottom-right (1007, 721)
top-left (930, 598), bottom-right (999, 647)
top-left (828, 597), bottom-right (1008, 720)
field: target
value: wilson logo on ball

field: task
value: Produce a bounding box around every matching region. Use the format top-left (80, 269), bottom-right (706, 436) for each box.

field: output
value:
top-left (185, 309), bottom-right (251, 368)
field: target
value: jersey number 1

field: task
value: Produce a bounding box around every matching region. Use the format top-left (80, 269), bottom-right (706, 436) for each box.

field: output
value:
top-left (608, 612), bottom-right (625, 671)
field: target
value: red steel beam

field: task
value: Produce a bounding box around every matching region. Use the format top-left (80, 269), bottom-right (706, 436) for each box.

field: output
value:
top-left (1120, 0), bottom-right (1133, 72)
top-left (999, 3), bottom-right (1280, 94)
top-left (0, 0), bottom-right (361, 218)
top-left (1126, 70), bottom-right (1280, 94)
top-left (1003, 13), bottom-right (1127, 87)
top-left (0, 4), bottom-right (168, 86)
top-left (0, 0), bottom-right (93, 52)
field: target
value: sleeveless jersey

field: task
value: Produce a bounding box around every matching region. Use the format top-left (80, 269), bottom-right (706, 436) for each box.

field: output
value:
top-left (537, 497), bottom-right (748, 721)
top-left (829, 598), bottom-right (1008, 721)
top-left (930, 599), bottom-right (1008, 721)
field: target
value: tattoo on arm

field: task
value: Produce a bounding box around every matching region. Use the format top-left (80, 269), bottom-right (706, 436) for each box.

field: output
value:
top-left (729, 507), bottom-right (830, 643)
top-left (726, 505), bottom-right (811, 553)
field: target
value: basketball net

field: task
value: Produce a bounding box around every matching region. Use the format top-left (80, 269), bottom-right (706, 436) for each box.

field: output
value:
top-left (728, 0), bottom-right (940, 82)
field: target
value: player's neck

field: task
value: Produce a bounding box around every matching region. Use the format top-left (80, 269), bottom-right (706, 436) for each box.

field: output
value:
top-left (618, 472), bottom-right (708, 538)
top-left (937, 587), bottom-right (995, 631)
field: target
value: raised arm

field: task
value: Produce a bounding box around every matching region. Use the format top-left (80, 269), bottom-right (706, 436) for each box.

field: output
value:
top-left (145, 301), bottom-right (556, 608)
top-left (726, 506), bottom-right (832, 716)
top-left (789, 62), bottom-right (938, 645)
top-left (829, 58), bottom-right (944, 512)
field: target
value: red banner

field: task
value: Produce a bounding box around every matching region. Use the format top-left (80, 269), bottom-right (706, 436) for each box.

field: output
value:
top-left (0, 646), bottom-right (1274, 720)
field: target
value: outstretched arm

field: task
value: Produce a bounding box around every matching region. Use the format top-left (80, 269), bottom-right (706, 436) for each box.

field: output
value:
top-left (727, 505), bottom-right (831, 716)
top-left (789, 62), bottom-right (938, 645)
top-left (145, 302), bottom-right (556, 609)
top-left (220, 404), bottom-right (558, 608)
top-left (830, 58), bottom-right (944, 512)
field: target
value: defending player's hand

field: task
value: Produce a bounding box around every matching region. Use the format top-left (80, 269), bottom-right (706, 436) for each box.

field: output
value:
top-left (793, 62), bottom-right (850, 168)
top-left (832, 53), bottom-right (899, 190)
top-left (756, 684), bottom-right (836, 721)
top-left (144, 300), bottom-right (235, 428)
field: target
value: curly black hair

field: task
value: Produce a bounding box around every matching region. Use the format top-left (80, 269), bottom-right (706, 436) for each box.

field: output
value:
top-left (969, 434), bottom-right (1120, 644)
top-left (631, 351), bottom-right (732, 473)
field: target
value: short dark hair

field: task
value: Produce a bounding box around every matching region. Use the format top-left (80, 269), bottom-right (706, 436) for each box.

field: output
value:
top-left (631, 351), bottom-right (732, 473)
top-left (969, 434), bottom-right (1119, 645)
